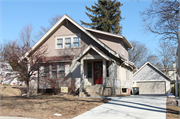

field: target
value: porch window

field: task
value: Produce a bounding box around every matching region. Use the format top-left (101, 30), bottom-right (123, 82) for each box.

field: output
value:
top-left (73, 37), bottom-right (80, 47)
top-left (87, 62), bottom-right (92, 78)
top-left (52, 64), bottom-right (57, 79)
top-left (59, 63), bottom-right (65, 78)
top-left (106, 61), bottom-right (109, 77)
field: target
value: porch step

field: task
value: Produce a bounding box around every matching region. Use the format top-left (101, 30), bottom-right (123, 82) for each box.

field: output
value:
top-left (80, 85), bottom-right (103, 97)
top-left (82, 90), bottom-right (91, 97)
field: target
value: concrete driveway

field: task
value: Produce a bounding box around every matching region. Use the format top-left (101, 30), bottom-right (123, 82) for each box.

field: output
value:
top-left (73, 95), bottom-right (167, 119)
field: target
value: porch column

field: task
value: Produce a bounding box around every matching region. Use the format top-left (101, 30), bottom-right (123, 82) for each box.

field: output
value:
top-left (79, 59), bottom-right (84, 97)
top-left (103, 59), bottom-right (106, 86)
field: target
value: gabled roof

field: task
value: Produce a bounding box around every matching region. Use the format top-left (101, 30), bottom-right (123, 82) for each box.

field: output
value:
top-left (75, 45), bottom-right (112, 62)
top-left (20, 14), bottom-right (127, 61)
top-left (133, 62), bottom-right (171, 80)
top-left (84, 27), bottom-right (133, 49)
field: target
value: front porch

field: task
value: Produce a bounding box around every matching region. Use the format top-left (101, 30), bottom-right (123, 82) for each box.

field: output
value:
top-left (76, 45), bottom-right (119, 97)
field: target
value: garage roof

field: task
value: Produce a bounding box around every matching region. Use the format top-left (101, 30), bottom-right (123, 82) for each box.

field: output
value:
top-left (133, 62), bottom-right (171, 81)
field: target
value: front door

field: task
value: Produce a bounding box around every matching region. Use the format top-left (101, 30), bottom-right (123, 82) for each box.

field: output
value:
top-left (94, 61), bottom-right (103, 84)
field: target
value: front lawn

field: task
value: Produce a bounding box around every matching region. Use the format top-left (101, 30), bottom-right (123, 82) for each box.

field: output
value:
top-left (0, 94), bottom-right (110, 119)
top-left (166, 97), bottom-right (180, 119)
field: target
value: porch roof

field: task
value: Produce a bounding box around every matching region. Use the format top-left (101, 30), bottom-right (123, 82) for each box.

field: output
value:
top-left (75, 45), bottom-right (112, 62)
top-left (39, 55), bottom-right (75, 62)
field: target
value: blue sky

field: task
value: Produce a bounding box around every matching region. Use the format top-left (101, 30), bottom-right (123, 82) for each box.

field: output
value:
top-left (0, 0), bottom-right (161, 53)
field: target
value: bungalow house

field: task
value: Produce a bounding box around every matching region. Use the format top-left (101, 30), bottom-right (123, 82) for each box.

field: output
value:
top-left (133, 62), bottom-right (171, 95)
top-left (21, 14), bottom-right (135, 97)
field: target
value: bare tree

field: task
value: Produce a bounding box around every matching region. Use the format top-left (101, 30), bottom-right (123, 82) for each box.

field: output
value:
top-left (145, 54), bottom-right (159, 66)
top-left (3, 40), bottom-right (48, 98)
top-left (2, 24), bottom-right (49, 98)
top-left (0, 41), bottom-right (3, 61)
top-left (141, 0), bottom-right (179, 43)
top-left (129, 40), bottom-right (147, 67)
top-left (19, 24), bottom-right (33, 52)
top-left (36, 15), bottom-right (62, 39)
top-left (129, 40), bottom-right (159, 67)
top-left (156, 40), bottom-right (176, 75)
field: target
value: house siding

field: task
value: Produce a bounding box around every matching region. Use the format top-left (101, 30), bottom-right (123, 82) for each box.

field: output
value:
top-left (40, 21), bottom-right (110, 58)
top-left (89, 32), bottom-right (129, 60)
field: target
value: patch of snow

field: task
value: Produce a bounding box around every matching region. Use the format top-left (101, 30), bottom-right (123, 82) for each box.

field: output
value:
top-left (54, 113), bottom-right (62, 116)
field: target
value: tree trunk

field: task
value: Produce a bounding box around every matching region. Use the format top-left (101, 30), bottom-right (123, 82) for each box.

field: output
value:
top-left (27, 80), bottom-right (30, 98)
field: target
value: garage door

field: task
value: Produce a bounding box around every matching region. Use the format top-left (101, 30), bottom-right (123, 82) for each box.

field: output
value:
top-left (137, 81), bottom-right (165, 94)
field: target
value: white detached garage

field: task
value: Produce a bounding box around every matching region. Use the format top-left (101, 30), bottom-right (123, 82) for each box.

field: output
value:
top-left (133, 62), bottom-right (171, 95)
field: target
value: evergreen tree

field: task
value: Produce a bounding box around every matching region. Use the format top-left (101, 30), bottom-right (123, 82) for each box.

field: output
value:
top-left (80, 0), bottom-right (123, 34)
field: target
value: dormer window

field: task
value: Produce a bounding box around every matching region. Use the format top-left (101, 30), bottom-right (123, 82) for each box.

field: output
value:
top-left (55, 34), bottom-right (81, 49)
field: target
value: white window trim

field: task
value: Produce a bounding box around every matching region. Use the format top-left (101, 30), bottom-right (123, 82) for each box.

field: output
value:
top-left (55, 33), bottom-right (81, 49)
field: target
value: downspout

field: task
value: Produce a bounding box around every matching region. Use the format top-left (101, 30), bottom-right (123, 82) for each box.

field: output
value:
top-left (37, 64), bottom-right (39, 94)
top-left (112, 59), bottom-right (117, 95)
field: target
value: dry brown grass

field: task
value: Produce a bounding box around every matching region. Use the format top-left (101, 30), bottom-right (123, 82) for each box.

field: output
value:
top-left (0, 85), bottom-right (22, 97)
top-left (0, 94), bottom-right (110, 119)
top-left (166, 96), bottom-right (180, 119)
top-left (166, 105), bottom-right (180, 119)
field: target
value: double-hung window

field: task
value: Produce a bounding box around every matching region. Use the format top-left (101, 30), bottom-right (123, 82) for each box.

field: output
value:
top-left (65, 38), bottom-right (71, 48)
top-left (59, 63), bottom-right (65, 78)
top-left (57, 38), bottom-right (63, 48)
top-left (52, 64), bottom-right (57, 79)
top-left (56, 34), bottom-right (81, 49)
top-left (73, 37), bottom-right (80, 47)
top-left (44, 65), bottom-right (49, 78)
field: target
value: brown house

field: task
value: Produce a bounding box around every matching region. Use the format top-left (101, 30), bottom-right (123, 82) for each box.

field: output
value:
top-left (22, 14), bottom-right (136, 97)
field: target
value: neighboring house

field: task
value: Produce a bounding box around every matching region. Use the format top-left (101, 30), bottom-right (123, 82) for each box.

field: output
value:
top-left (157, 63), bottom-right (177, 81)
top-left (21, 14), bottom-right (136, 97)
top-left (0, 61), bottom-right (24, 85)
top-left (133, 62), bottom-right (171, 95)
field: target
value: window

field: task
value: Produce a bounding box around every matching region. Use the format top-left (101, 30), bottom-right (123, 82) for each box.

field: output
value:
top-left (52, 64), bottom-right (57, 79)
top-left (73, 37), bottom-right (80, 47)
top-left (56, 34), bottom-right (81, 49)
top-left (59, 63), bottom-right (65, 78)
top-left (106, 61), bottom-right (109, 77)
top-left (126, 68), bottom-right (129, 80)
top-left (121, 46), bottom-right (124, 56)
top-left (87, 62), bottom-right (92, 78)
top-left (44, 65), bottom-right (49, 78)
top-left (65, 38), bottom-right (71, 48)
top-left (57, 38), bottom-right (63, 48)
top-left (122, 88), bottom-right (127, 93)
